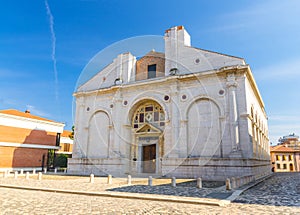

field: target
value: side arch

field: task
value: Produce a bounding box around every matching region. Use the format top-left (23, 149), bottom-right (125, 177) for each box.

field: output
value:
top-left (87, 110), bottom-right (111, 158)
top-left (186, 97), bottom-right (223, 157)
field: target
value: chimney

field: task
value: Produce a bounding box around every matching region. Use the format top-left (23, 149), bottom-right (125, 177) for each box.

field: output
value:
top-left (164, 25), bottom-right (191, 76)
top-left (25, 110), bottom-right (30, 114)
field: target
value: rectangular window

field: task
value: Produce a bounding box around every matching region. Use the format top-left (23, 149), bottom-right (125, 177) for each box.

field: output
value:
top-left (283, 164), bottom-right (287, 169)
top-left (289, 155), bottom-right (292, 161)
top-left (139, 113), bottom-right (144, 123)
top-left (282, 155), bottom-right (286, 161)
top-left (276, 155), bottom-right (280, 161)
top-left (277, 163), bottom-right (280, 169)
top-left (148, 64), bottom-right (156, 79)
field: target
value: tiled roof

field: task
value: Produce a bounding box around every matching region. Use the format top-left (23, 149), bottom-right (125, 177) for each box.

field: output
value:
top-left (0, 109), bottom-right (55, 123)
top-left (270, 144), bottom-right (300, 152)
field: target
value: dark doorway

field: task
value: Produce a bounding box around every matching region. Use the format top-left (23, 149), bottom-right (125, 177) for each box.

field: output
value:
top-left (143, 144), bottom-right (156, 173)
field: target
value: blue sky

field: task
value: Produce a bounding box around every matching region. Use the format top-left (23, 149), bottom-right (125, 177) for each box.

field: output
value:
top-left (0, 0), bottom-right (299, 144)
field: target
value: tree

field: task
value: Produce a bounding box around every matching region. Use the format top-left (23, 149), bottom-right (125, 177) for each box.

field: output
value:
top-left (69, 125), bottom-right (74, 140)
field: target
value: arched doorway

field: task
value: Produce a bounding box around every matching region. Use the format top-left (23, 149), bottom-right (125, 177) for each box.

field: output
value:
top-left (130, 100), bottom-right (165, 174)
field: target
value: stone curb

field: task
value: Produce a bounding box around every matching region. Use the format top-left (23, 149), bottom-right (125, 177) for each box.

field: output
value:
top-left (226, 174), bottom-right (273, 201)
top-left (0, 184), bottom-right (230, 207)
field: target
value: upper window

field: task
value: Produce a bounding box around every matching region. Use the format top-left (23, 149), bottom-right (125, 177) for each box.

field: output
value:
top-left (148, 64), bottom-right (156, 79)
top-left (132, 101), bottom-right (165, 129)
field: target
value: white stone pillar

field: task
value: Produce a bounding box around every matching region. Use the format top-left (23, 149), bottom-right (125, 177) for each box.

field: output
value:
top-left (90, 174), bottom-right (94, 183)
top-left (127, 175), bottom-right (132, 185)
top-left (171, 177), bottom-right (176, 187)
top-left (170, 85), bottom-right (180, 158)
top-left (38, 172), bottom-right (42, 181)
top-left (112, 91), bottom-right (122, 158)
top-left (197, 178), bottom-right (202, 188)
top-left (107, 174), bottom-right (112, 184)
top-left (226, 73), bottom-right (240, 151)
top-left (148, 176), bottom-right (153, 186)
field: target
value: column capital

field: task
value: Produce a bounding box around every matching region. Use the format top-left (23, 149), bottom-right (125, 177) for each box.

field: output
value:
top-left (226, 73), bottom-right (238, 88)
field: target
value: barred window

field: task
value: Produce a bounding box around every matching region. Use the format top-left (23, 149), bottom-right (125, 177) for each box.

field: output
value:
top-left (132, 101), bottom-right (165, 129)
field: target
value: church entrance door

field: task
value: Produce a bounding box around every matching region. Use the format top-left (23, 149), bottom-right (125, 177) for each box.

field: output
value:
top-left (142, 144), bottom-right (156, 173)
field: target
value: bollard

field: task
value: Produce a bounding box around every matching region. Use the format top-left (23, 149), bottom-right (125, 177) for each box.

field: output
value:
top-left (171, 177), bottom-right (176, 187)
top-left (231, 177), bottom-right (236, 189)
top-left (148, 176), bottom-right (153, 186)
top-left (226, 178), bottom-right (231, 190)
top-left (20, 169), bottom-right (24, 175)
top-left (90, 174), bottom-right (94, 183)
top-left (197, 178), bottom-right (202, 189)
top-left (54, 168), bottom-right (57, 174)
top-left (38, 172), bottom-right (42, 181)
top-left (127, 175), bottom-right (132, 185)
top-left (14, 171), bottom-right (18, 179)
top-left (32, 169), bottom-right (36, 174)
top-left (43, 168), bottom-right (47, 174)
top-left (25, 172), bottom-right (30, 180)
top-left (107, 174), bottom-right (112, 184)
top-left (64, 168), bottom-right (67, 173)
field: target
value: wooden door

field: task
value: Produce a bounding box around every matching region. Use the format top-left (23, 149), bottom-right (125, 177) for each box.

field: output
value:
top-left (143, 144), bottom-right (156, 173)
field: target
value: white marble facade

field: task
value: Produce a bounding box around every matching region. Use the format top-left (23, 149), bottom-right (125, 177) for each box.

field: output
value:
top-left (68, 26), bottom-right (271, 180)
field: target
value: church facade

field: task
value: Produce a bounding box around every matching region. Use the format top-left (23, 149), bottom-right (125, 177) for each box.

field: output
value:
top-left (68, 26), bottom-right (271, 180)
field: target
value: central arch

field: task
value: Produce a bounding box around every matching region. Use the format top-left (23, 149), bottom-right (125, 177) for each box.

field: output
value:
top-left (130, 100), bottom-right (165, 175)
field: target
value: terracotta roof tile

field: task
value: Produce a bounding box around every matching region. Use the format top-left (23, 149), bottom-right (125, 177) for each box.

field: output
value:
top-left (270, 144), bottom-right (300, 152)
top-left (0, 109), bottom-right (56, 123)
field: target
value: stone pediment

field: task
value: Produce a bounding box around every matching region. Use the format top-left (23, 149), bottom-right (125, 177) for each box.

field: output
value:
top-left (135, 123), bottom-right (161, 134)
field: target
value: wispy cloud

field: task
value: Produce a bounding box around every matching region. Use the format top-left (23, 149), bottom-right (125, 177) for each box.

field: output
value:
top-left (268, 113), bottom-right (300, 144)
top-left (45, 0), bottom-right (59, 101)
top-left (209, 1), bottom-right (300, 34)
top-left (26, 105), bottom-right (51, 118)
top-left (254, 58), bottom-right (300, 81)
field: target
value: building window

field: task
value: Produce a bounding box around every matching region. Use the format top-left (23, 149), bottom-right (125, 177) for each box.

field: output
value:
top-left (277, 164), bottom-right (280, 169)
top-left (148, 64), bottom-right (156, 79)
top-left (276, 155), bottom-right (280, 161)
top-left (283, 164), bottom-right (287, 169)
top-left (289, 155), bottom-right (292, 161)
top-left (132, 101), bottom-right (165, 129)
top-left (282, 155), bottom-right (286, 161)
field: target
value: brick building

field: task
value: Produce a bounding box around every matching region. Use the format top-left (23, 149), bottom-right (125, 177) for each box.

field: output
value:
top-left (0, 109), bottom-right (64, 172)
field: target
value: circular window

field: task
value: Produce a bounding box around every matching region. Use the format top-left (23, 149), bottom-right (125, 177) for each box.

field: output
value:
top-left (194, 58), bottom-right (201, 64)
top-left (86, 107), bottom-right (90, 111)
top-left (164, 95), bottom-right (170, 101)
top-left (110, 104), bottom-right (114, 108)
top-left (123, 100), bottom-right (128, 106)
top-left (219, 89), bottom-right (225, 95)
top-left (182, 94), bottom-right (187, 100)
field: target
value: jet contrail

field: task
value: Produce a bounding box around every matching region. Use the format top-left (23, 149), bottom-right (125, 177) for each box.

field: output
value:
top-left (45, 0), bottom-right (59, 101)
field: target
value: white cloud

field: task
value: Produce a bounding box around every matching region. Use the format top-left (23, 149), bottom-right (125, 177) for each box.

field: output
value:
top-left (26, 105), bottom-right (51, 118)
top-left (267, 113), bottom-right (300, 144)
top-left (254, 58), bottom-right (300, 81)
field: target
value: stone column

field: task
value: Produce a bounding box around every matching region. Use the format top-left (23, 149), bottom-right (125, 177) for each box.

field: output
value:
top-left (226, 73), bottom-right (240, 153)
top-left (112, 90), bottom-right (122, 158)
top-left (169, 84), bottom-right (180, 158)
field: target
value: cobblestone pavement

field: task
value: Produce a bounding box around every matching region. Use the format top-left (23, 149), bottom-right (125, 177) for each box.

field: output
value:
top-left (0, 173), bottom-right (300, 214)
top-left (1, 187), bottom-right (300, 215)
top-left (234, 172), bottom-right (300, 207)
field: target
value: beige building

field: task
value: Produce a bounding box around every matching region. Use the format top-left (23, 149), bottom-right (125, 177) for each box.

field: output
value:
top-left (270, 134), bottom-right (300, 172)
top-left (68, 26), bottom-right (271, 180)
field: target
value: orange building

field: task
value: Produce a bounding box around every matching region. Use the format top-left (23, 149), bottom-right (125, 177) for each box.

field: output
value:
top-left (270, 145), bottom-right (300, 172)
top-left (0, 109), bottom-right (65, 172)
top-left (57, 130), bottom-right (73, 157)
